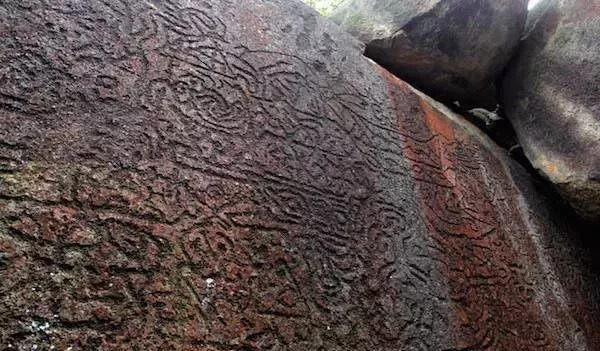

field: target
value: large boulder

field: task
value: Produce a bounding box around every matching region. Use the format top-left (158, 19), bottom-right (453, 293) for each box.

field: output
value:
top-left (502, 0), bottom-right (600, 222)
top-left (0, 0), bottom-right (598, 350)
top-left (329, 0), bottom-right (528, 104)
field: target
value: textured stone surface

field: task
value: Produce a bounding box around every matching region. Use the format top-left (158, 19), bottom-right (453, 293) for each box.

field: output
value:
top-left (502, 0), bottom-right (600, 223)
top-left (0, 0), bottom-right (598, 350)
top-left (329, 0), bottom-right (528, 104)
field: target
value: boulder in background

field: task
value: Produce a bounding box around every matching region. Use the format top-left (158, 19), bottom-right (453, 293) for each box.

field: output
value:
top-left (502, 0), bottom-right (600, 222)
top-left (330, 0), bottom-right (528, 105)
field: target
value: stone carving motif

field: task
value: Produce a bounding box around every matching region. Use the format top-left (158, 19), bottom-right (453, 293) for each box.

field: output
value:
top-left (0, 0), bottom-right (598, 350)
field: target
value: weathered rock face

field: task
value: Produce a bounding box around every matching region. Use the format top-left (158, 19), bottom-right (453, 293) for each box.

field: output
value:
top-left (0, 0), bottom-right (598, 350)
top-left (329, 0), bottom-right (528, 104)
top-left (502, 0), bottom-right (600, 223)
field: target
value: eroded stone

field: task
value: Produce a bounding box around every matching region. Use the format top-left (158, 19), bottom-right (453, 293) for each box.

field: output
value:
top-left (0, 0), bottom-right (598, 350)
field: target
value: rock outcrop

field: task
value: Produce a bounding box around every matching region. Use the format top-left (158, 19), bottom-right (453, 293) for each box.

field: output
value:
top-left (329, 0), bottom-right (528, 104)
top-left (0, 0), bottom-right (598, 350)
top-left (502, 0), bottom-right (600, 223)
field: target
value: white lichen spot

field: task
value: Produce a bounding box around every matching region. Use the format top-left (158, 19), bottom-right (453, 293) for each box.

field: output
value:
top-left (27, 319), bottom-right (53, 335)
top-left (201, 278), bottom-right (217, 309)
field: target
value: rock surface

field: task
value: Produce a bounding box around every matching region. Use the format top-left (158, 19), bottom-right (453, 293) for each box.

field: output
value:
top-left (502, 0), bottom-right (600, 223)
top-left (0, 0), bottom-right (599, 350)
top-left (329, 0), bottom-right (528, 104)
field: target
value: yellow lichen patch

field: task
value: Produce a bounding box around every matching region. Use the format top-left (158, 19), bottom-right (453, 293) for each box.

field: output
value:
top-left (302, 0), bottom-right (344, 16)
top-left (0, 161), bottom-right (76, 202)
top-left (528, 150), bottom-right (573, 184)
top-left (546, 163), bottom-right (558, 176)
